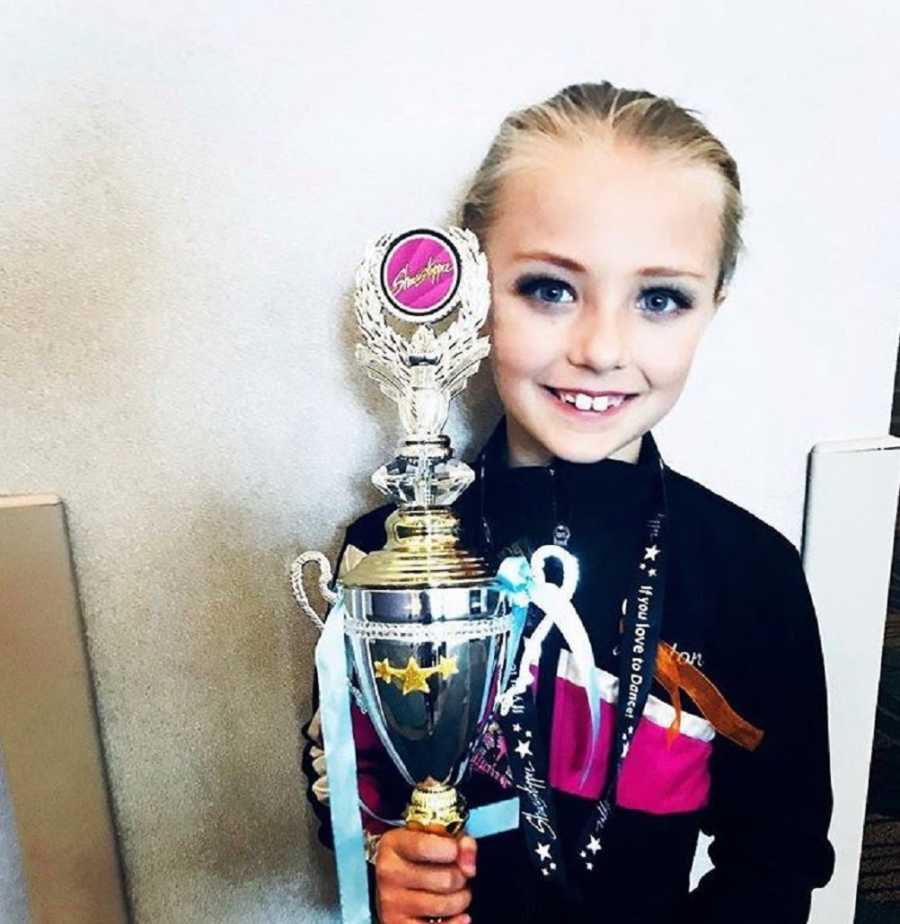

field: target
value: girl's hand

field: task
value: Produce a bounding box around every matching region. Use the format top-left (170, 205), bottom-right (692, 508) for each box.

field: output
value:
top-left (374, 828), bottom-right (477, 924)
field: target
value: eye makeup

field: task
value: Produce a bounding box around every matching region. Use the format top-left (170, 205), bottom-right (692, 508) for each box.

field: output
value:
top-left (512, 272), bottom-right (695, 318)
top-left (513, 272), bottom-right (576, 305)
top-left (637, 284), bottom-right (695, 318)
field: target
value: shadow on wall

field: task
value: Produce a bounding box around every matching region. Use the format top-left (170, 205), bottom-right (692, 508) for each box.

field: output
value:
top-left (115, 494), bottom-right (344, 916)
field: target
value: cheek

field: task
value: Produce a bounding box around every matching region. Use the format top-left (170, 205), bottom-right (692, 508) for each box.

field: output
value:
top-left (635, 321), bottom-right (707, 388)
top-left (489, 301), bottom-right (559, 382)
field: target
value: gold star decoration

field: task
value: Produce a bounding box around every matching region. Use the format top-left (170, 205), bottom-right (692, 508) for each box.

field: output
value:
top-left (373, 655), bottom-right (459, 695)
top-left (436, 655), bottom-right (459, 680)
top-left (398, 657), bottom-right (432, 695)
top-left (373, 659), bottom-right (394, 684)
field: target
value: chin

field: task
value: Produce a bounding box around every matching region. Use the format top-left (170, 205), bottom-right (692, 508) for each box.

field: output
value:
top-left (543, 431), bottom-right (636, 465)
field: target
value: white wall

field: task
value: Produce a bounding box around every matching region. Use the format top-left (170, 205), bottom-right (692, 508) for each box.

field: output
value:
top-left (1, 2), bottom-right (898, 921)
top-left (803, 439), bottom-right (900, 923)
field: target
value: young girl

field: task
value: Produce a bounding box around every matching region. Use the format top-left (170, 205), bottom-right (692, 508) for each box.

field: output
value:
top-left (302, 81), bottom-right (835, 923)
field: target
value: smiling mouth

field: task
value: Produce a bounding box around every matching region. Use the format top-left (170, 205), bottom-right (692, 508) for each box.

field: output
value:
top-left (543, 386), bottom-right (639, 414)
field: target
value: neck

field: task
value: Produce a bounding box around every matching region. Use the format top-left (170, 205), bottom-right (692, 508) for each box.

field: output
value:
top-left (608, 436), bottom-right (643, 464)
top-left (505, 416), bottom-right (552, 467)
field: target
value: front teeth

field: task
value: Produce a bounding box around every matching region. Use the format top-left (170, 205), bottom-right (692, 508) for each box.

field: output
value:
top-left (561, 392), bottom-right (626, 412)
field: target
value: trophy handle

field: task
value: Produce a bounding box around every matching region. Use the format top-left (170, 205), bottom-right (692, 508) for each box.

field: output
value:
top-left (290, 551), bottom-right (338, 631)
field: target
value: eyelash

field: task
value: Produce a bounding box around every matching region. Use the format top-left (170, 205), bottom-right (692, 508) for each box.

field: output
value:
top-left (513, 274), bottom-right (695, 317)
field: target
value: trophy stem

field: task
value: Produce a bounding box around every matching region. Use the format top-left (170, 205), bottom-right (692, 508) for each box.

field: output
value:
top-left (403, 778), bottom-right (468, 837)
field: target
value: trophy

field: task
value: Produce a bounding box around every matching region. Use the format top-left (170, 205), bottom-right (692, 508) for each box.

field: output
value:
top-left (293, 227), bottom-right (515, 836)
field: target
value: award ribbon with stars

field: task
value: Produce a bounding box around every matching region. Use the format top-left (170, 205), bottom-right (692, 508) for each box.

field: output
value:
top-left (576, 458), bottom-right (669, 874)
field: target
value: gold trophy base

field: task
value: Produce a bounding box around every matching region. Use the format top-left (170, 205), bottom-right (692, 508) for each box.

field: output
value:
top-left (403, 779), bottom-right (468, 836)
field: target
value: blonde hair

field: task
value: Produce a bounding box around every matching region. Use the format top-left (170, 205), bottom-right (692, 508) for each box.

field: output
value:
top-left (459, 81), bottom-right (744, 299)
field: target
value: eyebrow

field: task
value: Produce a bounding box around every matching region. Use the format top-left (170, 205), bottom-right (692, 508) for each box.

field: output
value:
top-left (512, 250), bottom-right (706, 280)
top-left (513, 251), bottom-right (587, 273)
top-left (638, 265), bottom-right (706, 280)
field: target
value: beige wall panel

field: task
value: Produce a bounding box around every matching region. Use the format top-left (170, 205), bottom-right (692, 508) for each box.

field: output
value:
top-left (0, 496), bottom-right (129, 923)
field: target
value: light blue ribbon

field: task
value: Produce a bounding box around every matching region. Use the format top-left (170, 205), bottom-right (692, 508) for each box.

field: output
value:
top-left (315, 591), bottom-right (372, 924)
top-left (466, 797), bottom-right (520, 838)
top-left (496, 555), bottom-right (531, 691)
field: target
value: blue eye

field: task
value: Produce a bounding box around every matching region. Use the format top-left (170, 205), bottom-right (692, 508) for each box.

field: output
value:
top-left (638, 286), bottom-right (694, 317)
top-left (515, 274), bottom-right (576, 305)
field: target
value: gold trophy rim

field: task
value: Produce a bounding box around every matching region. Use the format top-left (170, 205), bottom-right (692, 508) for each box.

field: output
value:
top-left (341, 507), bottom-right (493, 590)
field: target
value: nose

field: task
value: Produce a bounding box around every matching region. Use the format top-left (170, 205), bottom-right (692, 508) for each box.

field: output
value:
top-left (566, 303), bottom-right (629, 372)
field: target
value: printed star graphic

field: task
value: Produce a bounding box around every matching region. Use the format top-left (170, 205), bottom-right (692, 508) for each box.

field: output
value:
top-left (644, 544), bottom-right (660, 561)
top-left (535, 843), bottom-right (551, 862)
top-left (550, 862), bottom-right (557, 870)
top-left (639, 563), bottom-right (646, 570)
top-left (586, 861), bottom-right (594, 871)
top-left (515, 739), bottom-right (533, 759)
top-left (587, 836), bottom-right (602, 854)
top-left (512, 723), bottom-right (522, 733)
top-left (398, 657), bottom-right (432, 695)
top-left (580, 850), bottom-right (587, 858)
top-left (648, 568), bottom-right (657, 577)
top-left (542, 868), bottom-right (550, 876)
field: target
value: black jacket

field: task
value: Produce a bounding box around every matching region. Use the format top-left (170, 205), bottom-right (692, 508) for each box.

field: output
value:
top-left (302, 418), bottom-right (835, 923)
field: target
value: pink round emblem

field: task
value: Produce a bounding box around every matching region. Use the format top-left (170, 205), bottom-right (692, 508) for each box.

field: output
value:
top-left (380, 230), bottom-right (461, 322)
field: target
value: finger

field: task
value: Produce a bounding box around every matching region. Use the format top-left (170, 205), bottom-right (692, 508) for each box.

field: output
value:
top-left (402, 886), bottom-right (472, 919)
top-left (456, 836), bottom-right (477, 878)
top-left (393, 830), bottom-right (459, 865)
top-left (377, 888), bottom-right (471, 924)
top-left (377, 851), bottom-right (467, 893)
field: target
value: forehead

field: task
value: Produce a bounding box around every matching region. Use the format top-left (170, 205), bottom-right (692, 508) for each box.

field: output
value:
top-left (488, 140), bottom-right (725, 276)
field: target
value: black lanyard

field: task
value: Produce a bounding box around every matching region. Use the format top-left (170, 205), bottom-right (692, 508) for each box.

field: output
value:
top-left (482, 450), bottom-right (669, 888)
top-left (582, 483), bottom-right (667, 862)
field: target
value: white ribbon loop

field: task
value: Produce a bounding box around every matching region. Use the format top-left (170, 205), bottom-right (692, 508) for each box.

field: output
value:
top-left (497, 545), bottom-right (601, 786)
